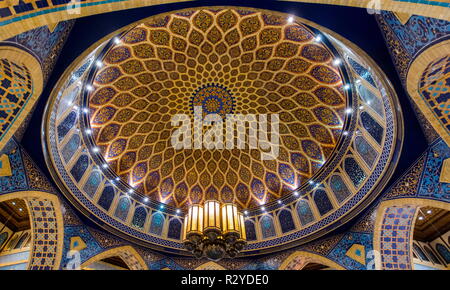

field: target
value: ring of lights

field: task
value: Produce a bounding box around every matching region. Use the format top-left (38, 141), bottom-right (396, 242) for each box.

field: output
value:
top-left (43, 7), bottom-right (403, 255)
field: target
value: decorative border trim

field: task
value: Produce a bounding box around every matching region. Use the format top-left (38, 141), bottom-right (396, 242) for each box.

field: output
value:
top-left (0, 46), bottom-right (43, 151)
top-left (41, 6), bottom-right (403, 256)
top-left (0, 190), bottom-right (64, 270)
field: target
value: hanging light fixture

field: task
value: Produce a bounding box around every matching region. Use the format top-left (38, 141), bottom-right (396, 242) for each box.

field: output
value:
top-left (183, 200), bottom-right (247, 261)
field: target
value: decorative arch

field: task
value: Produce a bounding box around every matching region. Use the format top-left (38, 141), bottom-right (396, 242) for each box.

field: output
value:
top-left (406, 40), bottom-right (450, 146)
top-left (0, 46), bottom-right (43, 151)
top-left (244, 219), bottom-right (257, 241)
top-left (0, 190), bottom-right (64, 270)
top-left (114, 196), bottom-right (131, 221)
top-left (279, 251), bottom-right (345, 270)
top-left (149, 211), bottom-right (165, 236)
top-left (0, 232), bottom-right (9, 249)
top-left (259, 215), bottom-right (276, 239)
top-left (80, 245), bottom-right (148, 270)
top-left (0, 1), bottom-right (448, 40)
top-left (373, 198), bottom-right (450, 270)
top-left (295, 198), bottom-right (315, 226)
top-left (278, 209), bottom-right (295, 233)
top-left (131, 206), bottom-right (148, 229)
top-left (413, 243), bottom-right (429, 262)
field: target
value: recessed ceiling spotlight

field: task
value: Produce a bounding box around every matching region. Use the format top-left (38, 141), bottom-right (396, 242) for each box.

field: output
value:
top-left (359, 105), bottom-right (364, 110)
top-left (113, 37), bottom-right (121, 44)
top-left (95, 60), bottom-right (103, 67)
top-left (345, 107), bottom-right (353, 114)
top-left (418, 216), bottom-right (424, 220)
top-left (159, 204), bottom-right (165, 210)
top-left (287, 16), bottom-right (294, 23)
top-left (309, 180), bottom-right (314, 185)
top-left (244, 210), bottom-right (248, 215)
top-left (19, 208), bottom-right (23, 212)
top-left (86, 85), bottom-right (93, 91)
top-left (73, 105), bottom-right (79, 110)
top-left (102, 163), bottom-right (108, 169)
top-left (333, 58), bottom-right (342, 66)
top-left (277, 200), bottom-right (282, 204)
top-left (92, 147), bottom-right (99, 153)
top-left (314, 35), bottom-right (322, 42)
top-left (176, 209), bottom-right (181, 214)
top-left (261, 206), bottom-right (266, 211)
top-left (426, 210), bottom-right (432, 214)
top-left (144, 197), bottom-right (149, 203)
top-left (343, 131), bottom-right (349, 136)
top-left (128, 189), bottom-right (133, 194)
top-left (85, 129), bottom-right (92, 135)
top-left (115, 177), bottom-right (120, 181)
top-left (82, 107), bottom-right (89, 114)
top-left (11, 202), bottom-right (16, 205)
top-left (343, 84), bottom-right (351, 90)
top-left (293, 192), bottom-right (299, 197)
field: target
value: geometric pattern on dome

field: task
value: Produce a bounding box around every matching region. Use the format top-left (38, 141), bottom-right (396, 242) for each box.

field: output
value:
top-left (88, 8), bottom-right (347, 209)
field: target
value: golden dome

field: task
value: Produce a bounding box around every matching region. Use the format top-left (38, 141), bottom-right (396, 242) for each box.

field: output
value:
top-left (88, 8), bottom-right (347, 209)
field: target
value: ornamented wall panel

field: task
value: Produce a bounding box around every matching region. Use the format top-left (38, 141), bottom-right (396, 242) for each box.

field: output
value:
top-left (376, 11), bottom-right (450, 144)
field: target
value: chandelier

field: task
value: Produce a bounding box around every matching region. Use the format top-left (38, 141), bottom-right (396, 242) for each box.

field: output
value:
top-left (182, 200), bottom-right (247, 261)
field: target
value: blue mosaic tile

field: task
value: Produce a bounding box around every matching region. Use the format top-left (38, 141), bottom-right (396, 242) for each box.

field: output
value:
top-left (313, 189), bottom-right (334, 216)
top-left (260, 215), bottom-right (276, 239)
top-left (167, 218), bottom-right (182, 240)
top-left (327, 232), bottom-right (373, 270)
top-left (131, 207), bottom-right (147, 229)
top-left (278, 209), bottom-right (295, 233)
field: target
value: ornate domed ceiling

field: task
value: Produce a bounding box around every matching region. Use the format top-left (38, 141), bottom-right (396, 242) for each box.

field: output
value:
top-left (88, 9), bottom-right (348, 210)
top-left (43, 7), bottom-right (402, 255)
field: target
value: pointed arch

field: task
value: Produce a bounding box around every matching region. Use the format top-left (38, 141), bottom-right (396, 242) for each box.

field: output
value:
top-left (373, 198), bottom-right (450, 270)
top-left (0, 46), bottom-right (43, 151)
top-left (0, 1), bottom-right (448, 41)
top-left (278, 251), bottom-right (345, 270)
top-left (406, 40), bottom-right (450, 146)
top-left (80, 245), bottom-right (148, 270)
top-left (0, 191), bottom-right (64, 270)
top-left (149, 211), bottom-right (165, 236)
